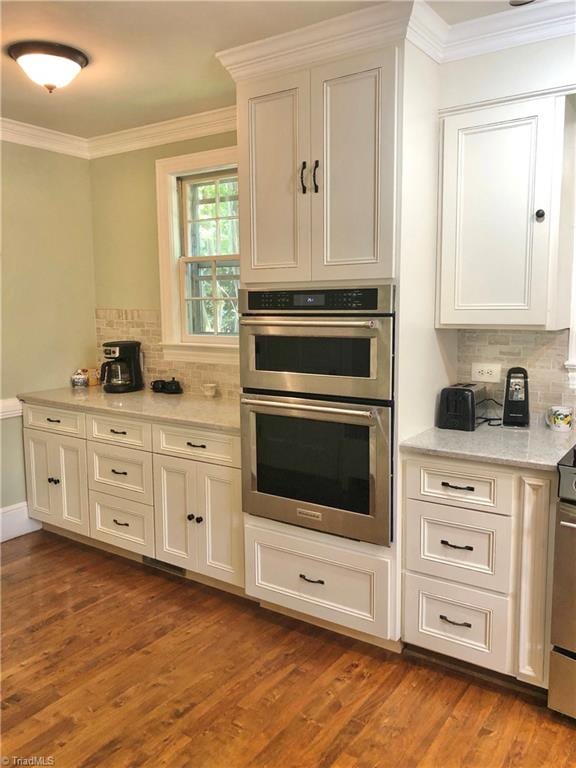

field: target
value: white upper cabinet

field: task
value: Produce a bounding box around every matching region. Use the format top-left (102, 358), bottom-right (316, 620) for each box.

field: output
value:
top-left (437, 96), bottom-right (575, 328)
top-left (237, 48), bottom-right (398, 284)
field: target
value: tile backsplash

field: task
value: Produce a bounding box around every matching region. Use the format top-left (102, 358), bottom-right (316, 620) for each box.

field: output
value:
top-left (457, 329), bottom-right (575, 416)
top-left (95, 309), bottom-right (240, 400)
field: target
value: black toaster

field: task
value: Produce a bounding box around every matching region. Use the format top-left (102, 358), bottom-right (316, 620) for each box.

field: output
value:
top-left (437, 384), bottom-right (486, 431)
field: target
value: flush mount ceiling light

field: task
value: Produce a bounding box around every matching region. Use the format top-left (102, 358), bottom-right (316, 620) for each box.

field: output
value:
top-left (8, 41), bottom-right (88, 93)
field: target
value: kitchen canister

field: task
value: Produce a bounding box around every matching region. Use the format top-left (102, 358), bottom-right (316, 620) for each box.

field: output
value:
top-left (71, 369), bottom-right (89, 388)
top-left (545, 405), bottom-right (574, 432)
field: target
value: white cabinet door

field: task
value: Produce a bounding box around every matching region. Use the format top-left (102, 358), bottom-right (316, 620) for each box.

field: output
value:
top-left (24, 428), bottom-right (56, 525)
top-left (153, 454), bottom-right (196, 570)
top-left (438, 98), bottom-right (556, 326)
top-left (238, 70), bottom-right (311, 283)
top-left (195, 463), bottom-right (243, 587)
top-left (310, 49), bottom-right (397, 281)
top-left (24, 428), bottom-right (89, 535)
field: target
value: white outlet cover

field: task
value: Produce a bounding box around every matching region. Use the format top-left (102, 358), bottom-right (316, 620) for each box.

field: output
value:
top-left (471, 363), bottom-right (502, 382)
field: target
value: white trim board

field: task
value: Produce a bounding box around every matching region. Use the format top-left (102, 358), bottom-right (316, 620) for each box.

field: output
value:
top-left (0, 503), bottom-right (41, 543)
top-left (0, 398), bottom-right (23, 419)
top-left (0, 106), bottom-right (237, 160)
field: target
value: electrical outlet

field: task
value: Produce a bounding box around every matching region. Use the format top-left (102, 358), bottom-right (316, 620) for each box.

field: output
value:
top-left (471, 363), bottom-right (502, 383)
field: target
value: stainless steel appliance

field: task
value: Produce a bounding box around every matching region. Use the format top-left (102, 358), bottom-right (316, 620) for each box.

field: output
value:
top-left (101, 340), bottom-right (144, 394)
top-left (549, 448), bottom-right (576, 719)
top-left (239, 285), bottom-right (394, 546)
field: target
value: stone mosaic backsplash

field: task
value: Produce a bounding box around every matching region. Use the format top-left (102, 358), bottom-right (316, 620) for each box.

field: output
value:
top-left (457, 329), bottom-right (575, 416)
top-left (95, 309), bottom-right (240, 401)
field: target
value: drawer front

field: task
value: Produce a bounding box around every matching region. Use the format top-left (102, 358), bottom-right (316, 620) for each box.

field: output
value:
top-left (405, 499), bottom-right (512, 593)
top-left (403, 573), bottom-right (512, 673)
top-left (245, 523), bottom-right (390, 638)
top-left (24, 404), bottom-right (86, 438)
top-left (89, 491), bottom-right (154, 556)
top-left (153, 424), bottom-right (241, 468)
top-left (88, 443), bottom-right (153, 505)
top-left (88, 415), bottom-right (152, 451)
top-left (406, 460), bottom-right (514, 516)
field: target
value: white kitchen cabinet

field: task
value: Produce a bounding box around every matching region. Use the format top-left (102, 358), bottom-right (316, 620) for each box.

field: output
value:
top-left (437, 96), bottom-right (575, 328)
top-left (154, 454), bottom-right (244, 586)
top-left (24, 428), bottom-right (89, 536)
top-left (237, 48), bottom-right (398, 284)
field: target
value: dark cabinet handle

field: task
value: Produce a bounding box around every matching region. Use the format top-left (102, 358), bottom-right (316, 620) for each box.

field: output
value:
top-left (300, 161), bottom-right (307, 194)
top-left (195, 516), bottom-right (204, 524)
top-left (186, 442), bottom-right (206, 449)
top-left (48, 477), bottom-right (53, 484)
top-left (46, 418), bottom-right (61, 423)
top-left (439, 614), bottom-right (471, 628)
top-left (111, 469), bottom-right (128, 476)
top-left (52, 478), bottom-right (60, 485)
top-left (113, 519), bottom-right (130, 527)
top-left (313, 160), bottom-right (319, 193)
top-left (441, 481), bottom-right (475, 492)
top-left (187, 513), bottom-right (195, 521)
top-left (299, 573), bottom-right (324, 585)
top-left (110, 429), bottom-right (127, 435)
top-left (441, 539), bottom-right (474, 552)
top-left (535, 209), bottom-right (546, 221)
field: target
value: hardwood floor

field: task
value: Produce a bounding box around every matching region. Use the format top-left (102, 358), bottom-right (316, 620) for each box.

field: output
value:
top-left (2, 532), bottom-right (575, 768)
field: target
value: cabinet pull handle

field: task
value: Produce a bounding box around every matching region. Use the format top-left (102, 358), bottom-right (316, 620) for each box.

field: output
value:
top-left (439, 614), bottom-right (471, 628)
top-left (48, 477), bottom-right (53, 484)
top-left (111, 469), bottom-right (128, 476)
top-left (110, 429), bottom-right (127, 435)
top-left (53, 478), bottom-right (60, 485)
top-left (195, 516), bottom-right (204, 524)
top-left (299, 573), bottom-right (325, 585)
top-left (300, 161), bottom-right (307, 194)
top-left (187, 513), bottom-right (195, 521)
top-left (535, 209), bottom-right (546, 221)
top-left (312, 160), bottom-right (319, 193)
top-left (440, 539), bottom-right (474, 552)
top-left (46, 417), bottom-right (61, 423)
top-left (186, 442), bottom-right (206, 449)
top-left (441, 481), bottom-right (475, 492)
top-left (113, 519), bottom-right (130, 527)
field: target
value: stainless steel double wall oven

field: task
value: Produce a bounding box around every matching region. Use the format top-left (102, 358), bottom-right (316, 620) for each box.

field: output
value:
top-left (239, 285), bottom-right (395, 546)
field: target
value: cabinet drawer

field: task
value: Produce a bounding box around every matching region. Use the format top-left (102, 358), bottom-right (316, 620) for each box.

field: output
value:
top-left (245, 522), bottom-right (390, 638)
top-left (406, 460), bottom-right (514, 516)
top-left (153, 424), bottom-right (240, 468)
top-left (24, 404), bottom-right (86, 438)
top-left (87, 443), bottom-right (153, 505)
top-left (88, 415), bottom-right (152, 451)
top-left (403, 573), bottom-right (512, 673)
top-left (89, 491), bottom-right (154, 556)
top-left (405, 500), bottom-right (512, 593)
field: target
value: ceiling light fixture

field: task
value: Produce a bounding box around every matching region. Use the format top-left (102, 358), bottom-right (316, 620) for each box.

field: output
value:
top-left (8, 41), bottom-right (88, 93)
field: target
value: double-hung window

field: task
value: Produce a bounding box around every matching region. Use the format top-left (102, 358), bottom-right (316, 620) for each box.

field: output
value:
top-left (178, 172), bottom-right (240, 340)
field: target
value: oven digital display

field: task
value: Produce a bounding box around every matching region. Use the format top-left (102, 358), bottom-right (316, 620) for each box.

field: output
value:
top-left (294, 293), bottom-right (325, 307)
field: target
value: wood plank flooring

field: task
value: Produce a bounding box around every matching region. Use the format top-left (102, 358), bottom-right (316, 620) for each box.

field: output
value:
top-left (2, 531), bottom-right (575, 768)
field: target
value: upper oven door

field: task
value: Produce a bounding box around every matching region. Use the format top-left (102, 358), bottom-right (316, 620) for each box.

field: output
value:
top-left (240, 317), bottom-right (393, 400)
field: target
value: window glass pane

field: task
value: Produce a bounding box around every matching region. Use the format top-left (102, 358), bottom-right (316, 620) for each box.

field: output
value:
top-left (218, 199), bottom-right (238, 217)
top-left (184, 262), bottom-right (213, 299)
top-left (218, 219), bottom-right (239, 255)
top-left (186, 299), bottom-right (214, 335)
top-left (215, 260), bottom-right (240, 299)
top-left (197, 183), bottom-right (216, 201)
top-left (215, 300), bottom-right (239, 335)
top-left (218, 179), bottom-right (238, 198)
top-left (189, 220), bottom-right (217, 256)
top-left (196, 202), bottom-right (217, 219)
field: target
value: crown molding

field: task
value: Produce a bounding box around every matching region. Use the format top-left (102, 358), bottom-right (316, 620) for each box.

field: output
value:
top-left (0, 105), bottom-right (237, 160)
top-left (0, 118), bottom-right (90, 159)
top-left (89, 106), bottom-right (237, 158)
top-left (0, 397), bottom-right (23, 419)
top-left (216, 3), bottom-right (418, 79)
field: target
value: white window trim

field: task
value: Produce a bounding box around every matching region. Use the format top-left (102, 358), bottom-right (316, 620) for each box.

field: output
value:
top-left (156, 146), bottom-right (239, 364)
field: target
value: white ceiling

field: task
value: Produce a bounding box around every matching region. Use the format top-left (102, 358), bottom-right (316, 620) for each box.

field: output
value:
top-left (1, 1), bottom-right (530, 138)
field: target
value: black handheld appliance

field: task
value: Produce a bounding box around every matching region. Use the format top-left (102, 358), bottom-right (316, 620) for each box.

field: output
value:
top-left (502, 367), bottom-right (529, 427)
top-left (100, 340), bottom-right (144, 393)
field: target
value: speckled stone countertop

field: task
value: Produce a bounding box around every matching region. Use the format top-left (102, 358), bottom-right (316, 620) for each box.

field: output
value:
top-left (18, 388), bottom-right (241, 434)
top-left (401, 421), bottom-right (574, 472)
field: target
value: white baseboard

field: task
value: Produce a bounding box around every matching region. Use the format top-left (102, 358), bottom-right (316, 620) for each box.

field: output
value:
top-left (0, 502), bottom-right (41, 542)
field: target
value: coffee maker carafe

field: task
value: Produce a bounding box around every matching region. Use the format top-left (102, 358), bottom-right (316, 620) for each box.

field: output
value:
top-left (101, 341), bottom-right (144, 393)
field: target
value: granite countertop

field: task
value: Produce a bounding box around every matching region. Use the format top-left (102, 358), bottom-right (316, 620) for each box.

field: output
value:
top-left (401, 420), bottom-right (574, 472)
top-left (18, 387), bottom-right (241, 434)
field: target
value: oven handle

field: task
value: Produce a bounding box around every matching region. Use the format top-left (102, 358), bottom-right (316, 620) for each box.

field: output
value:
top-left (240, 398), bottom-right (376, 420)
top-left (240, 318), bottom-right (378, 329)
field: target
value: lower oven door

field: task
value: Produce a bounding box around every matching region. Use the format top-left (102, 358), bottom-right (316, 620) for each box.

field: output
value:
top-left (241, 394), bottom-right (392, 546)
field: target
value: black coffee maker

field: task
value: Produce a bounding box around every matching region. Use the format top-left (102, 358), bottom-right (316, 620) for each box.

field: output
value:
top-left (101, 341), bottom-right (144, 393)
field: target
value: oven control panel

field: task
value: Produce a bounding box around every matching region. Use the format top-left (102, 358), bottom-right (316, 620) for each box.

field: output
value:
top-left (247, 288), bottom-right (379, 311)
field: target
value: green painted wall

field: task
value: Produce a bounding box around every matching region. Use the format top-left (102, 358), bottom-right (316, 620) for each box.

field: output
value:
top-left (90, 132), bottom-right (236, 310)
top-left (1, 141), bottom-right (96, 506)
